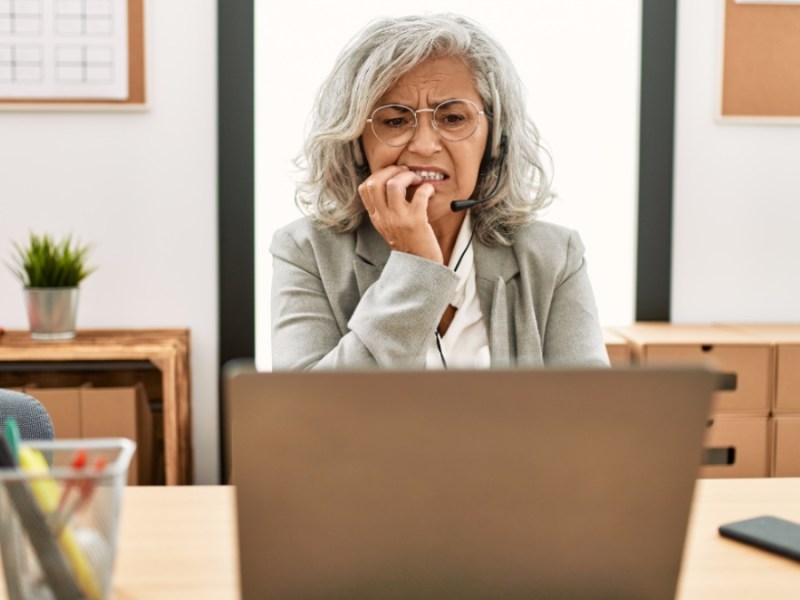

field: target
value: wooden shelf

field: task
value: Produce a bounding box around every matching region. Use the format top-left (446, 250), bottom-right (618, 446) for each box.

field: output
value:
top-left (0, 329), bottom-right (192, 485)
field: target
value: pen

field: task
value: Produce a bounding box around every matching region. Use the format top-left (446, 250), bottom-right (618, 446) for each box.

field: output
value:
top-left (48, 449), bottom-right (87, 534)
top-left (50, 452), bottom-right (107, 537)
top-left (3, 417), bottom-right (20, 464)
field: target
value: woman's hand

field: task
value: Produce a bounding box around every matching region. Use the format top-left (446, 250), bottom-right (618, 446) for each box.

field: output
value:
top-left (358, 166), bottom-right (444, 264)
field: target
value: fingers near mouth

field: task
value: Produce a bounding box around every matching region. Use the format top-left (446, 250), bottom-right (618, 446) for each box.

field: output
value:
top-left (407, 181), bottom-right (435, 203)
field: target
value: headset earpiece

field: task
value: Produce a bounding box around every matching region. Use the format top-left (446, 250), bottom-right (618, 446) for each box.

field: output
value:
top-left (495, 133), bottom-right (508, 162)
top-left (480, 131), bottom-right (507, 176)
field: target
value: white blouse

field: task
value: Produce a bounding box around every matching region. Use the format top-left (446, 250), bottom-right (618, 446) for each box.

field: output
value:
top-left (425, 213), bottom-right (491, 369)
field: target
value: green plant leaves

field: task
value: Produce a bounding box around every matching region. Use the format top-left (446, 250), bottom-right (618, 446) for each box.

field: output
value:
top-left (7, 233), bottom-right (96, 288)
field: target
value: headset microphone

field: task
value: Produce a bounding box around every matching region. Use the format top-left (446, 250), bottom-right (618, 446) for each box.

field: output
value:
top-left (450, 135), bottom-right (507, 212)
top-left (451, 194), bottom-right (495, 212)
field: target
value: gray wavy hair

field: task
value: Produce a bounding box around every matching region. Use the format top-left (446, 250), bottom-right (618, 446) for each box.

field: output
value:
top-left (295, 13), bottom-right (554, 246)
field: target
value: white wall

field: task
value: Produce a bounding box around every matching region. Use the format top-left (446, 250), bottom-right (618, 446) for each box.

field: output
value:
top-left (255, 1), bottom-right (641, 369)
top-left (0, 1), bottom-right (219, 484)
top-left (673, 0), bottom-right (800, 322)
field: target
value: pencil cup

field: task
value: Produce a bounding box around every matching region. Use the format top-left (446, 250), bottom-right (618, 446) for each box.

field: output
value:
top-left (0, 438), bottom-right (136, 600)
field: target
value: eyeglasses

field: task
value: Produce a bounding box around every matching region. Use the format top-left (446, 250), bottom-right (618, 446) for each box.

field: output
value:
top-left (366, 99), bottom-right (485, 147)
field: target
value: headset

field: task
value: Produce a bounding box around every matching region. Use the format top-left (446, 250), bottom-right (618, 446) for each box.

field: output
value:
top-left (449, 133), bottom-right (507, 212)
top-left (451, 74), bottom-right (507, 212)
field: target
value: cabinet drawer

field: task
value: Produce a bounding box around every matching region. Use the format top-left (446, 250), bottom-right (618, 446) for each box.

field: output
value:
top-left (772, 416), bottom-right (800, 477)
top-left (643, 345), bottom-right (771, 414)
top-left (700, 416), bottom-right (769, 478)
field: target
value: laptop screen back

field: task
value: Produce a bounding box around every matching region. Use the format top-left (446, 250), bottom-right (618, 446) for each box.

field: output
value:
top-left (227, 367), bottom-right (715, 599)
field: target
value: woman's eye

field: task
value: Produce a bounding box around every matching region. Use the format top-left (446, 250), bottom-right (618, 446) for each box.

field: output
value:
top-left (384, 117), bottom-right (411, 128)
top-left (440, 114), bottom-right (466, 125)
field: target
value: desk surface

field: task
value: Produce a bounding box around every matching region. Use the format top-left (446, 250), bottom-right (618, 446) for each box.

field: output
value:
top-left (111, 486), bottom-right (239, 600)
top-left (2, 480), bottom-right (800, 599)
top-left (677, 478), bottom-right (800, 598)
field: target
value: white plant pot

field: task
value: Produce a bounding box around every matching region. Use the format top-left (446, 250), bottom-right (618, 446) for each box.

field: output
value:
top-left (24, 287), bottom-right (79, 340)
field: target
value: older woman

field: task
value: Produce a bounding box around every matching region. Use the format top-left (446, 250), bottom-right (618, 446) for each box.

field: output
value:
top-left (270, 14), bottom-right (609, 370)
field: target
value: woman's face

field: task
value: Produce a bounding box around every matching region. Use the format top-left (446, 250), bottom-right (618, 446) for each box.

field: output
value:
top-left (361, 56), bottom-right (489, 230)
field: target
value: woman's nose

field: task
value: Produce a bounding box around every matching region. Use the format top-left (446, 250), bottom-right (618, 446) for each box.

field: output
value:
top-left (407, 110), bottom-right (442, 154)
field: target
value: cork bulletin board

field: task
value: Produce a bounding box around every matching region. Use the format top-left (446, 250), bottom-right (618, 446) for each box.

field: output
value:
top-left (721, 0), bottom-right (800, 120)
top-left (0, 0), bottom-right (145, 109)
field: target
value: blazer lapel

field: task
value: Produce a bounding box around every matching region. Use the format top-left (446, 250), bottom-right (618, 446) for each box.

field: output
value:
top-left (474, 241), bottom-right (520, 368)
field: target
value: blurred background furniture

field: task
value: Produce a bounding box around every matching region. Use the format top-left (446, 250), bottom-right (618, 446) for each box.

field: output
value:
top-left (0, 329), bottom-right (191, 485)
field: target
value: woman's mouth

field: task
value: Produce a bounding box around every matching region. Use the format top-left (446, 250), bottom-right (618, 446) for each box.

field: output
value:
top-left (412, 169), bottom-right (447, 182)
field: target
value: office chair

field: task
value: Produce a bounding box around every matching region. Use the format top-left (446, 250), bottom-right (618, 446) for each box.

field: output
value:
top-left (0, 389), bottom-right (55, 441)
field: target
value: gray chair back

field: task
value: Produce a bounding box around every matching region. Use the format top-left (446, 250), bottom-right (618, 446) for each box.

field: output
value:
top-left (0, 389), bottom-right (55, 441)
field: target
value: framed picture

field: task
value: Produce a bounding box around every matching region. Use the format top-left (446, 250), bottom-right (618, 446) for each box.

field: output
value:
top-left (720, 0), bottom-right (800, 122)
top-left (0, 0), bottom-right (146, 110)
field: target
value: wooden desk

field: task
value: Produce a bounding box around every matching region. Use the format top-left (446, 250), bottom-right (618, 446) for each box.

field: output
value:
top-left (0, 329), bottom-right (192, 485)
top-left (111, 487), bottom-right (239, 600)
top-left (2, 481), bottom-right (800, 599)
top-left (677, 478), bottom-right (800, 598)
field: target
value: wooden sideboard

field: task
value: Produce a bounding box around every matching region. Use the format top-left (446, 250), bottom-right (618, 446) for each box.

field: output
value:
top-left (0, 329), bottom-right (192, 485)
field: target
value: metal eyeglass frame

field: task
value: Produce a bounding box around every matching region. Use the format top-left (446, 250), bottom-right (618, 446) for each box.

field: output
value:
top-left (366, 98), bottom-right (486, 147)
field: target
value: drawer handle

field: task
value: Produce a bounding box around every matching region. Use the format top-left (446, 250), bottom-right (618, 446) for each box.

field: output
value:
top-left (717, 372), bottom-right (738, 392)
top-left (702, 446), bottom-right (736, 466)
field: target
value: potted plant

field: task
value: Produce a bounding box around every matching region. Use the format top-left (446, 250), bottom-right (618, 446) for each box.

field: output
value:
top-left (6, 233), bottom-right (96, 340)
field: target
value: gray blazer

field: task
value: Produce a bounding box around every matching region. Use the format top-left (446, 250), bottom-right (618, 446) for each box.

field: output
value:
top-left (270, 216), bottom-right (609, 370)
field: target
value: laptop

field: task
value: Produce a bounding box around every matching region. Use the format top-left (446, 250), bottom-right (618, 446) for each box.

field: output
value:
top-left (226, 366), bottom-right (717, 599)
